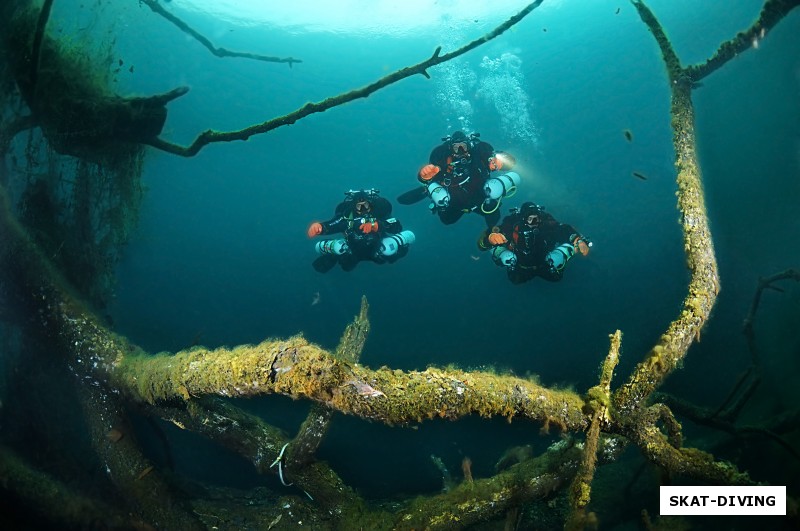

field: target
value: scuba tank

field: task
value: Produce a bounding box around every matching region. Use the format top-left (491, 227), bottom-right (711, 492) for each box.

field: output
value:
top-left (377, 230), bottom-right (415, 257)
top-left (484, 171), bottom-right (520, 201)
top-left (427, 182), bottom-right (450, 209)
top-left (546, 243), bottom-right (575, 272)
top-left (491, 246), bottom-right (517, 268)
top-left (315, 239), bottom-right (349, 256)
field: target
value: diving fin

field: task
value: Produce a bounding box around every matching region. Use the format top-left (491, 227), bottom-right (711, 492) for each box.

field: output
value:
top-left (397, 186), bottom-right (428, 205)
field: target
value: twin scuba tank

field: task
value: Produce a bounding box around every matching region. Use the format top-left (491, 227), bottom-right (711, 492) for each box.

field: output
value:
top-left (316, 230), bottom-right (416, 257)
top-left (547, 243), bottom-right (576, 272)
top-left (484, 171), bottom-right (520, 202)
top-left (377, 230), bottom-right (415, 256)
top-left (491, 241), bottom-right (576, 272)
top-left (491, 246), bottom-right (517, 268)
top-left (427, 181), bottom-right (451, 209)
top-left (427, 170), bottom-right (521, 210)
top-left (315, 239), bottom-right (349, 256)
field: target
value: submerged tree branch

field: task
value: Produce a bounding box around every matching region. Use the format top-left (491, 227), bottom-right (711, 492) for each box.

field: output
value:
top-left (113, 337), bottom-right (588, 429)
top-left (288, 295), bottom-right (369, 469)
top-left (687, 0), bottom-right (800, 83)
top-left (710, 269), bottom-right (800, 418)
top-left (139, 0), bottom-right (302, 67)
top-left (614, 0), bottom-right (721, 414)
top-left (566, 331), bottom-right (621, 530)
top-left (146, 0), bottom-right (544, 156)
top-left (653, 268), bottom-right (800, 462)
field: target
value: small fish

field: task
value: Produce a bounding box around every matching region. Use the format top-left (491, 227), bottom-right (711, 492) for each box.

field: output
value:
top-left (129, 65), bottom-right (134, 73)
top-left (311, 291), bottom-right (320, 306)
top-left (470, 255), bottom-right (480, 261)
top-left (623, 129), bottom-right (633, 142)
top-left (118, 58), bottom-right (123, 66)
top-left (633, 171), bottom-right (647, 180)
top-left (615, 7), bottom-right (620, 14)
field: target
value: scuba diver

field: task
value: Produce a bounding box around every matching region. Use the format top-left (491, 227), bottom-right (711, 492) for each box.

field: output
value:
top-left (478, 202), bottom-right (591, 284)
top-left (400, 130), bottom-right (518, 228)
top-left (307, 189), bottom-right (415, 272)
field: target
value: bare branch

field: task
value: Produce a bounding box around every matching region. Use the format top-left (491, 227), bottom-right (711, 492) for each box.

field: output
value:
top-left (687, 0), bottom-right (800, 82)
top-left (139, 0), bottom-right (302, 66)
top-left (146, 0), bottom-right (544, 156)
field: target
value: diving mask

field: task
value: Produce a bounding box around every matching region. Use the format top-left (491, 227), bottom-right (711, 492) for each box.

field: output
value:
top-left (355, 200), bottom-right (371, 215)
top-left (451, 141), bottom-right (469, 156)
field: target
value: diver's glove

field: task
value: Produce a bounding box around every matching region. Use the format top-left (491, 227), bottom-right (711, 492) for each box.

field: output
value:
top-left (477, 229), bottom-right (492, 251)
top-left (488, 232), bottom-right (508, 246)
top-left (307, 222), bottom-right (323, 237)
top-left (359, 221), bottom-right (379, 234)
top-left (571, 234), bottom-right (591, 256)
top-left (419, 164), bottom-right (441, 181)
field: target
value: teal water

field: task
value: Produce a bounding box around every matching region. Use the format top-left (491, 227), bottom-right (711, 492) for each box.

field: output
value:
top-left (3, 0), bottom-right (800, 528)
